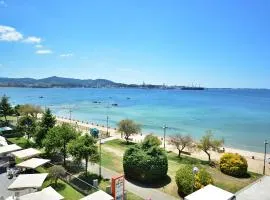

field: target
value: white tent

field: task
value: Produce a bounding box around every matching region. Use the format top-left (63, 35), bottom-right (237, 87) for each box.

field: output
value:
top-left (19, 186), bottom-right (64, 200)
top-left (184, 184), bottom-right (235, 200)
top-left (12, 148), bottom-right (41, 159)
top-left (0, 126), bottom-right (13, 132)
top-left (8, 173), bottom-right (48, 190)
top-left (17, 158), bottom-right (50, 169)
top-left (80, 190), bottom-right (114, 200)
top-left (0, 144), bottom-right (22, 155)
top-left (0, 135), bottom-right (8, 146)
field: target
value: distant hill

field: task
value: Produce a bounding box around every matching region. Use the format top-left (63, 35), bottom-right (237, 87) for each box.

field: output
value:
top-left (0, 76), bottom-right (204, 90)
top-left (0, 76), bottom-right (126, 88)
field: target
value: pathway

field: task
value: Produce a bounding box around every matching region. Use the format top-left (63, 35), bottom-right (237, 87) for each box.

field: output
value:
top-left (87, 163), bottom-right (178, 200)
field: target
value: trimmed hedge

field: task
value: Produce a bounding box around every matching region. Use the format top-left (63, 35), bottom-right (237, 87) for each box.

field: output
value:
top-left (220, 153), bottom-right (248, 177)
top-left (175, 165), bottom-right (213, 197)
top-left (123, 144), bottom-right (168, 183)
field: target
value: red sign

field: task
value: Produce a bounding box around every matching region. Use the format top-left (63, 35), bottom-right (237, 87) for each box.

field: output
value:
top-left (111, 175), bottom-right (125, 200)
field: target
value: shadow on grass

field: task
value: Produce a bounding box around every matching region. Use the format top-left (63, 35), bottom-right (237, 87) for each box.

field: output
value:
top-left (167, 152), bottom-right (209, 165)
top-left (50, 182), bottom-right (66, 191)
top-left (125, 175), bottom-right (172, 189)
top-left (69, 172), bottom-right (100, 194)
top-left (65, 160), bottom-right (84, 174)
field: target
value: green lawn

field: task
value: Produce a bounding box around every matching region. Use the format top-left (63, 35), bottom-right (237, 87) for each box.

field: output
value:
top-left (7, 137), bottom-right (31, 148)
top-left (102, 139), bottom-right (262, 198)
top-left (43, 179), bottom-right (84, 200)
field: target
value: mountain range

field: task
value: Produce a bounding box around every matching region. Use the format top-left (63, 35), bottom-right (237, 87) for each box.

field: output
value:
top-left (0, 76), bottom-right (191, 89)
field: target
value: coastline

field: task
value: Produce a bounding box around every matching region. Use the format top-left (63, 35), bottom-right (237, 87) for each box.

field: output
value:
top-left (55, 115), bottom-right (270, 175)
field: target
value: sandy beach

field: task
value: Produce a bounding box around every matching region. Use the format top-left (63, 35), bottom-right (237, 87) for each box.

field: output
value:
top-left (55, 116), bottom-right (270, 175)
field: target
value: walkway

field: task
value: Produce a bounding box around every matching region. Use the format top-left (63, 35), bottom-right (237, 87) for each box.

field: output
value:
top-left (236, 176), bottom-right (270, 200)
top-left (88, 163), bottom-right (178, 200)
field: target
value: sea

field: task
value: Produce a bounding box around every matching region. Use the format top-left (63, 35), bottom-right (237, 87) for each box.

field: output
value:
top-left (1, 87), bottom-right (270, 153)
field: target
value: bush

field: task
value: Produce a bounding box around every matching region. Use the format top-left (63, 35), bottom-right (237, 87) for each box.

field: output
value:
top-left (175, 165), bottom-right (213, 197)
top-left (220, 153), bottom-right (248, 177)
top-left (123, 144), bottom-right (168, 183)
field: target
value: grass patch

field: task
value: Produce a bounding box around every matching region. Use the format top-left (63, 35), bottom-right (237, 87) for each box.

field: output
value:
top-left (43, 179), bottom-right (84, 200)
top-left (102, 139), bottom-right (262, 198)
top-left (7, 137), bottom-right (35, 148)
top-left (101, 149), bottom-right (123, 173)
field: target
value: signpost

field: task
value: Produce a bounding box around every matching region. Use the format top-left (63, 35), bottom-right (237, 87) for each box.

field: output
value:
top-left (111, 175), bottom-right (125, 200)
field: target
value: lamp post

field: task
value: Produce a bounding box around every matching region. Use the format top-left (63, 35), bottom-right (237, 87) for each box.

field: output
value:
top-left (163, 124), bottom-right (168, 150)
top-left (99, 138), bottom-right (102, 178)
top-left (263, 140), bottom-right (268, 175)
top-left (106, 115), bottom-right (109, 136)
top-left (191, 166), bottom-right (199, 193)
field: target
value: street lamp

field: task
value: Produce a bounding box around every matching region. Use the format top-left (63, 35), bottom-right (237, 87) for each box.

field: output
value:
top-left (99, 138), bottom-right (102, 178)
top-left (263, 140), bottom-right (268, 175)
top-left (163, 124), bottom-right (168, 150)
top-left (191, 166), bottom-right (199, 193)
top-left (106, 115), bottom-right (109, 136)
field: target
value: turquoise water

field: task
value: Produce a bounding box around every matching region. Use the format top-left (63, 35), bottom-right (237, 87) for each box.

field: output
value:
top-left (1, 87), bottom-right (270, 152)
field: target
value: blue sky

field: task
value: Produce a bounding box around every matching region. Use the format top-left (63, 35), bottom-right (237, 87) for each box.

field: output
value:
top-left (0, 0), bottom-right (269, 88)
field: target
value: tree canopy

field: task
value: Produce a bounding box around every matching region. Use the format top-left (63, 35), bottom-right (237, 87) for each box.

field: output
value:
top-left (118, 119), bottom-right (141, 143)
top-left (43, 123), bottom-right (78, 166)
top-left (48, 165), bottom-right (66, 184)
top-left (0, 95), bottom-right (13, 125)
top-left (18, 104), bottom-right (43, 118)
top-left (35, 108), bottom-right (56, 147)
top-left (169, 134), bottom-right (193, 157)
top-left (68, 134), bottom-right (99, 174)
top-left (17, 115), bottom-right (37, 140)
top-left (141, 134), bottom-right (161, 149)
top-left (197, 131), bottom-right (224, 162)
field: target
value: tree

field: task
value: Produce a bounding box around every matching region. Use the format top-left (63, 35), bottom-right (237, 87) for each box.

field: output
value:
top-left (13, 104), bottom-right (21, 124)
top-left (123, 144), bottom-right (168, 183)
top-left (118, 119), bottom-right (141, 143)
top-left (48, 165), bottom-right (66, 184)
top-left (43, 123), bottom-right (77, 166)
top-left (175, 165), bottom-right (213, 197)
top-left (197, 131), bottom-right (224, 162)
top-left (0, 95), bottom-right (13, 125)
top-left (68, 134), bottom-right (99, 174)
top-left (169, 134), bottom-right (193, 157)
top-left (220, 153), bottom-right (248, 177)
top-left (18, 104), bottom-right (43, 118)
top-left (141, 134), bottom-right (161, 149)
top-left (35, 108), bottom-right (56, 147)
top-left (17, 115), bottom-right (37, 140)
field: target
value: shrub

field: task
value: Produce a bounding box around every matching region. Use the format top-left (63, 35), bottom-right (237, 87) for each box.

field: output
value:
top-left (123, 144), bottom-right (168, 183)
top-left (220, 153), bottom-right (248, 177)
top-left (175, 165), bottom-right (213, 197)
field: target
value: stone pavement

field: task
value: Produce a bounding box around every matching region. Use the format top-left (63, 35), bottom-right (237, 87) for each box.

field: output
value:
top-left (88, 163), bottom-right (179, 200)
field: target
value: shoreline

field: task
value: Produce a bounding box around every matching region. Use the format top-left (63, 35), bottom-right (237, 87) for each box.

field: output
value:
top-left (55, 115), bottom-right (270, 175)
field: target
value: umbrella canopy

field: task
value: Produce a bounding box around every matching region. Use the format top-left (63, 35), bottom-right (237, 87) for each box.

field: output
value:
top-left (80, 190), bottom-right (114, 200)
top-left (0, 126), bottom-right (13, 132)
top-left (17, 158), bottom-right (50, 169)
top-left (184, 184), bottom-right (235, 200)
top-left (19, 186), bottom-right (64, 200)
top-left (0, 144), bottom-right (22, 155)
top-left (0, 135), bottom-right (8, 146)
top-left (8, 173), bottom-right (48, 190)
top-left (12, 148), bottom-right (41, 159)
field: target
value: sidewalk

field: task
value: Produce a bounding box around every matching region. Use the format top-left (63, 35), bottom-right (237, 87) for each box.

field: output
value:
top-left (88, 163), bottom-right (179, 200)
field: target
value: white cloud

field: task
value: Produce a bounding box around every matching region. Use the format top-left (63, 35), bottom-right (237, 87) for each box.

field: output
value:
top-left (36, 49), bottom-right (52, 54)
top-left (35, 44), bottom-right (43, 48)
top-left (0, 1), bottom-right (7, 7)
top-left (0, 25), bottom-right (23, 41)
top-left (23, 36), bottom-right (41, 44)
top-left (60, 53), bottom-right (73, 57)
